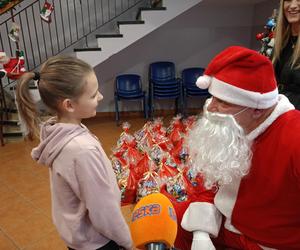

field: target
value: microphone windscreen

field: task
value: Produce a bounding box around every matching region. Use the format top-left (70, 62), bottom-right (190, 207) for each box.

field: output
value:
top-left (130, 192), bottom-right (177, 249)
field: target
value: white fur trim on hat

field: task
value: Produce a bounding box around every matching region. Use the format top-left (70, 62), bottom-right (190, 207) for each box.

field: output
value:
top-left (209, 77), bottom-right (278, 109)
top-left (196, 75), bottom-right (212, 89)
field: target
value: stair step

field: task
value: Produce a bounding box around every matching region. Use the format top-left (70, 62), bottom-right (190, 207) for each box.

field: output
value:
top-left (3, 131), bottom-right (23, 137)
top-left (73, 48), bottom-right (102, 52)
top-left (135, 7), bottom-right (167, 20)
top-left (10, 85), bottom-right (37, 91)
top-left (117, 20), bottom-right (145, 27)
top-left (1, 113), bottom-right (19, 121)
top-left (96, 34), bottom-right (123, 38)
top-left (140, 7), bottom-right (166, 11)
top-left (1, 108), bottom-right (18, 113)
top-left (3, 124), bottom-right (21, 133)
top-left (136, 7), bottom-right (167, 20)
top-left (0, 120), bottom-right (20, 126)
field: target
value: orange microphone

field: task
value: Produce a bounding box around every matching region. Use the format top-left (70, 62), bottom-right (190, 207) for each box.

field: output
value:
top-left (130, 193), bottom-right (177, 250)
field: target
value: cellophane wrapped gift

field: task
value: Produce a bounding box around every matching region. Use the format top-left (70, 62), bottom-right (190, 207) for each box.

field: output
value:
top-left (111, 116), bottom-right (208, 206)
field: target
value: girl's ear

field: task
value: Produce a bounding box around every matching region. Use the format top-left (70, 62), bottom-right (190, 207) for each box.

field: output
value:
top-left (61, 98), bottom-right (75, 113)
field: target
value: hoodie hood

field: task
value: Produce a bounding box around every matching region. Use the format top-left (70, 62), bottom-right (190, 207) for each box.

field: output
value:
top-left (31, 117), bottom-right (88, 167)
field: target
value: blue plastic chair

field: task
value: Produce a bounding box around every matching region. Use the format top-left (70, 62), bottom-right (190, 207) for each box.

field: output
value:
top-left (181, 67), bottom-right (210, 115)
top-left (148, 61), bottom-right (182, 118)
top-left (114, 74), bottom-right (148, 125)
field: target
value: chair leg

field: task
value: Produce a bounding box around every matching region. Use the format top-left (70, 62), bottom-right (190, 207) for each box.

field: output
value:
top-left (175, 97), bottom-right (180, 116)
top-left (148, 95), bottom-right (153, 119)
top-left (114, 97), bottom-right (120, 126)
top-left (183, 95), bottom-right (187, 118)
top-left (143, 96), bottom-right (148, 119)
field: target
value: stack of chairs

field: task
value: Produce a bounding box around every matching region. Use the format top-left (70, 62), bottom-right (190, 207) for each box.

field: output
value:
top-left (114, 74), bottom-right (148, 125)
top-left (181, 67), bottom-right (210, 116)
top-left (148, 61), bottom-right (182, 118)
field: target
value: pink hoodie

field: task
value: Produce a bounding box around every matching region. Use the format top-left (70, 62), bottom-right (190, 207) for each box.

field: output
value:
top-left (31, 118), bottom-right (132, 250)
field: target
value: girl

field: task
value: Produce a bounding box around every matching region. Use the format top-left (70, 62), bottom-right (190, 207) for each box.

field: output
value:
top-left (273, 0), bottom-right (300, 109)
top-left (16, 55), bottom-right (133, 250)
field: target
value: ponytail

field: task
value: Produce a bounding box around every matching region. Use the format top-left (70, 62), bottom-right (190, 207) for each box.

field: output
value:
top-left (16, 72), bottom-right (41, 140)
top-left (16, 55), bottom-right (94, 140)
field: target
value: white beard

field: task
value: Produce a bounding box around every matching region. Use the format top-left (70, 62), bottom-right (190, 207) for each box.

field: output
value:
top-left (186, 102), bottom-right (253, 189)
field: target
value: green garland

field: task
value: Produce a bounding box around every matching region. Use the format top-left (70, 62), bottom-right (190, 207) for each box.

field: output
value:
top-left (0, 0), bottom-right (13, 9)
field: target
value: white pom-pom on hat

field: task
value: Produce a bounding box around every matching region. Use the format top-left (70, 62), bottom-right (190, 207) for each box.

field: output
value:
top-left (196, 75), bottom-right (212, 89)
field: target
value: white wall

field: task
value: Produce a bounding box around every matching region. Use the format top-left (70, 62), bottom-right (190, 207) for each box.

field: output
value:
top-left (95, 3), bottom-right (256, 112)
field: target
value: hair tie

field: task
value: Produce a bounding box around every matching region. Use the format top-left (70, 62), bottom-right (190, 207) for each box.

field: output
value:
top-left (33, 72), bottom-right (40, 81)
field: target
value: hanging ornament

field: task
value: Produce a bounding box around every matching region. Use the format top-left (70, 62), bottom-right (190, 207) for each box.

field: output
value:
top-left (3, 50), bottom-right (26, 80)
top-left (40, 1), bottom-right (54, 23)
top-left (256, 9), bottom-right (277, 59)
top-left (0, 0), bottom-right (22, 13)
top-left (9, 22), bottom-right (20, 42)
top-left (0, 51), bottom-right (9, 78)
top-left (0, 0), bottom-right (9, 9)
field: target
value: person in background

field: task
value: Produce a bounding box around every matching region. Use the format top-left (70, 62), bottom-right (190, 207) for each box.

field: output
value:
top-left (273, 0), bottom-right (300, 109)
top-left (181, 46), bottom-right (300, 250)
top-left (15, 55), bottom-right (133, 250)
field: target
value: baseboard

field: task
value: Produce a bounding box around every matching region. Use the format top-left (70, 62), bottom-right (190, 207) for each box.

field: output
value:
top-left (94, 109), bottom-right (202, 118)
top-left (95, 111), bottom-right (145, 118)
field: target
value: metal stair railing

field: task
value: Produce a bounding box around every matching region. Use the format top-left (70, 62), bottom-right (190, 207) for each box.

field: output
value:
top-left (0, 0), bottom-right (149, 89)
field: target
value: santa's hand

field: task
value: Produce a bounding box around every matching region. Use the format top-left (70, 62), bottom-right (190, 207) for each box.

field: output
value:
top-left (191, 231), bottom-right (215, 250)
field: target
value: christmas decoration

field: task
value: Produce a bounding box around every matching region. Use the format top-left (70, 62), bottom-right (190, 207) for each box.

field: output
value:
top-left (0, 51), bottom-right (10, 78)
top-left (40, 1), bottom-right (54, 23)
top-left (0, 0), bottom-right (22, 14)
top-left (3, 50), bottom-right (26, 80)
top-left (111, 115), bottom-right (206, 205)
top-left (8, 22), bottom-right (20, 42)
top-left (112, 116), bottom-right (215, 249)
top-left (136, 170), bottom-right (160, 201)
top-left (0, 0), bottom-right (10, 9)
top-left (256, 9), bottom-right (277, 58)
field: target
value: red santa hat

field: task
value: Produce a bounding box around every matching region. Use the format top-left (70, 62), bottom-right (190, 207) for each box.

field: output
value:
top-left (196, 46), bottom-right (278, 109)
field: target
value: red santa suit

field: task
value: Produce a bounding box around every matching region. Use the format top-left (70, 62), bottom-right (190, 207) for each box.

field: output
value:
top-left (182, 95), bottom-right (300, 250)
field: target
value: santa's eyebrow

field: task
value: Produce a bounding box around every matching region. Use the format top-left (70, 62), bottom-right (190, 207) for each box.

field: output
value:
top-left (215, 97), bottom-right (229, 105)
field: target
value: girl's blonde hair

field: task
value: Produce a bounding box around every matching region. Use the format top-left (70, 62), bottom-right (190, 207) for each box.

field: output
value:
top-left (16, 55), bottom-right (94, 140)
top-left (273, 0), bottom-right (300, 68)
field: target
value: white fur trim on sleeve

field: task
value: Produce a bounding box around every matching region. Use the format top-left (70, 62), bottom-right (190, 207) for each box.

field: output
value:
top-left (181, 202), bottom-right (222, 237)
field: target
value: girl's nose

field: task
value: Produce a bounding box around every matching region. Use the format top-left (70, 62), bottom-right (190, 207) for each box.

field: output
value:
top-left (98, 92), bottom-right (103, 101)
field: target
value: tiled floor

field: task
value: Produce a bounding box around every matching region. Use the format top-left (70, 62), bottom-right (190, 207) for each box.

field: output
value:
top-left (0, 115), bottom-right (148, 250)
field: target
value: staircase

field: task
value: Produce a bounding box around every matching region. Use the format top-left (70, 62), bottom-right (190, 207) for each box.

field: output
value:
top-left (75, 0), bottom-right (202, 67)
top-left (0, 82), bottom-right (22, 145)
top-left (0, 0), bottom-right (202, 145)
top-left (0, 0), bottom-right (151, 145)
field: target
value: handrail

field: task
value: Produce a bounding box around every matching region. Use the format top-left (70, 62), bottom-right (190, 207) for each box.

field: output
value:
top-left (0, 0), bottom-right (149, 88)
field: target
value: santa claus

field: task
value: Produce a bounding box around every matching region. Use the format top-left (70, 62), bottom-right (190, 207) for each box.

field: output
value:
top-left (181, 46), bottom-right (300, 249)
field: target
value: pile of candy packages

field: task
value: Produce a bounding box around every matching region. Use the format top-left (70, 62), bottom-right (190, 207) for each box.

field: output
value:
top-left (110, 115), bottom-right (210, 209)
